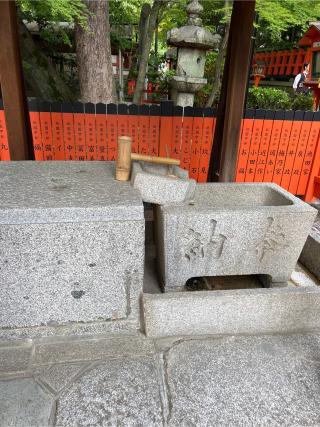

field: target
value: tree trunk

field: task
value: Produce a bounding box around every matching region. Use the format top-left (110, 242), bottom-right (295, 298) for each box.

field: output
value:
top-left (75, 0), bottom-right (116, 103)
top-left (128, 3), bottom-right (150, 80)
top-left (133, 0), bottom-right (162, 104)
top-left (18, 20), bottom-right (76, 101)
top-left (205, 21), bottom-right (230, 108)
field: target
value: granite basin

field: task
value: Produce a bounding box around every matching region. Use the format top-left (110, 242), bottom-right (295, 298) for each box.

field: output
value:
top-left (156, 183), bottom-right (317, 290)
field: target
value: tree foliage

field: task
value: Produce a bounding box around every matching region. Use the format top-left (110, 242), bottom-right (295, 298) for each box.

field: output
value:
top-left (255, 0), bottom-right (320, 49)
top-left (18, 0), bottom-right (89, 46)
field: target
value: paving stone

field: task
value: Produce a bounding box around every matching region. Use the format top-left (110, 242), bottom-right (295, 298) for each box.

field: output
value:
top-left (165, 336), bottom-right (320, 426)
top-left (33, 334), bottom-right (155, 365)
top-left (34, 363), bottom-right (86, 393)
top-left (0, 378), bottom-right (54, 426)
top-left (0, 341), bottom-right (33, 375)
top-left (55, 356), bottom-right (163, 426)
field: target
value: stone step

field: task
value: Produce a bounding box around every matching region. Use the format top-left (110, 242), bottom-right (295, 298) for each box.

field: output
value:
top-left (143, 270), bottom-right (320, 338)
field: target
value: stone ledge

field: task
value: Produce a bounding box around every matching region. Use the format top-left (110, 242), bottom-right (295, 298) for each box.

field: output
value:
top-left (143, 287), bottom-right (320, 338)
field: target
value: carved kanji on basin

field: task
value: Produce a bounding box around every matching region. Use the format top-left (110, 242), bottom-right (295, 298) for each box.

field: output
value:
top-left (156, 183), bottom-right (317, 291)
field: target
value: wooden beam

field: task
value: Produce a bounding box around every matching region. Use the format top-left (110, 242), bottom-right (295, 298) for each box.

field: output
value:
top-left (208, 0), bottom-right (256, 182)
top-left (0, 1), bottom-right (33, 160)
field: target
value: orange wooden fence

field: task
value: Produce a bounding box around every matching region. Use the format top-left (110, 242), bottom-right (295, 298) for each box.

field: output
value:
top-left (254, 48), bottom-right (310, 77)
top-left (0, 100), bottom-right (319, 200)
top-left (235, 109), bottom-right (320, 201)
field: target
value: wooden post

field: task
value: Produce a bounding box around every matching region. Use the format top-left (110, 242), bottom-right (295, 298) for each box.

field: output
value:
top-left (208, 1), bottom-right (256, 182)
top-left (116, 136), bottom-right (132, 181)
top-left (0, 1), bottom-right (33, 160)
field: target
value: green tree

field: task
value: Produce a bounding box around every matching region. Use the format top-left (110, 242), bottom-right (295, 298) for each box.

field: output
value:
top-left (255, 0), bottom-right (320, 49)
top-left (18, 0), bottom-right (89, 100)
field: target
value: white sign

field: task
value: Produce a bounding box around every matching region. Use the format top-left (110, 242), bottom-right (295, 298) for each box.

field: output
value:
top-left (313, 41), bottom-right (320, 48)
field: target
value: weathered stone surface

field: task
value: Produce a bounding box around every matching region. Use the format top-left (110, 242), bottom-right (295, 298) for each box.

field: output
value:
top-left (165, 336), bottom-right (320, 426)
top-left (33, 334), bottom-right (155, 365)
top-left (0, 341), bottom-right (33, 375)
top-left (167, 0), bottom-right (219, 107)
top-left (34, 363), bottom-right (85, 393)
top-left (143, 287), bottom-right (320, 338)
top-left (167, 25), bottom-right (220, 49)
top-left (290, 262), bottom-right (319, 287)
top-left (169, 75), bottom-right (207, 93)
top-left (156, 183), bottom-right (317, 289)
top-left (300, 214), bottom-right (320, 280)
top-left (0, 162), bottom-right (144, 331)
top-left (131, 161), bottom-right (196, 205)
top-left (0, 378), bottom-right (54, 426)
top-left (55, 357), bottom-right (163, 426)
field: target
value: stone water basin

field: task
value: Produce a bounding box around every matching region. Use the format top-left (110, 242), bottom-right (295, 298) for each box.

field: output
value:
top-left (131, 161), bottom-right (196, 205)
top-left (155, 183), bottom-right (317, 290)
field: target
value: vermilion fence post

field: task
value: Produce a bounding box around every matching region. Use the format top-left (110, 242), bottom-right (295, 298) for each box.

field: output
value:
top-left (62, 102), bottom-right (76, 160)
top-left (73, 102), bottom-right (86, 161)
top-left (198, 107), bottom-right (215, 183)
top-left (28, 99), bottom-right (43, 161)
top-left (189, 107), bottom-right (204, 180)
top-left (39, 101), bottom-right (54, 161)
top-left (0, 98), bottom-right (10, 161)
top-left (117, 104), bottom-right (129, 138)
top-left (159, 101), bottom-right (173, 157)
top-left (254, 110), bottom-right (275, 182)
top-left (51, 102), bottom-right (64, 160)
top-left (170, 106), bottom-right (183, 160)
top-left (280, 110), bottom-right (304, 190)
top-left (180, 106), bottom-right (194, 170)
top-left (96, 103), bottom-right (107, 161)
top-left (235, 109), bottom-right (254, 182)
top-left (128, 104), bottom-right (139, 154)
top-left (263, 110), bottom-right (284, 182)
top-left (106, 103), bottom-right (117, 161)
top-left (245, 109), bottom-right (265, 182)
top-left (84, 103), bottom-right (97, 161)
top-left (299, 111), bottom-right (320, 197)
top-left (288, 111), bottom-right (313, 194)
top-left (149, 105), bottom-right (160, 156)
top-left (138, 104), bottom-right (150, 155)
top-left (272, 110), bottom-right (294, 185)
top-left (304, 136), bottom-right (320, 202)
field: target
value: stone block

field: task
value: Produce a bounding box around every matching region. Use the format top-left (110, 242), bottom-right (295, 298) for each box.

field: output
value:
top-left (55, 357), bottom-right (163, 426)
top-left (33, 334), bottom-right (155, 365)
top-left (0, 378), bottom-right (55, 426)
top-left (0, 162), bottom-right (144, 333)
top-left (300, 214), bottom-right (320, 280)
top-left (156, 183), bottom-right (317, 290)
top-left (131, 161), bottom-right (196, 205)
top-left (164, 336), bottom-right (320, 426)
top-left (0, 341), bottom-right (33, 375)
top-left (34, 363), bottom-right (86, 393)
top-left (143, 287), bottom-right (320, 338)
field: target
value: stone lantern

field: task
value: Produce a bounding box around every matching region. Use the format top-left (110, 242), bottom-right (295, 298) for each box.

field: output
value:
top-left (167, 0), bottom-right (220, 107)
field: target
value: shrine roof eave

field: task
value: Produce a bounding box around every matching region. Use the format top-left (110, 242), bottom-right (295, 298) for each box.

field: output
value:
top-left (299, 24), bottom-right (320, 47)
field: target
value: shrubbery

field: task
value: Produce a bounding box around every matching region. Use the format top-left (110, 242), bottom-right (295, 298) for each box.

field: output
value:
top-left (246, 87), bottom-right (314, 111)
top-left (195, 85), bottom-right (315, 111)
top-left (291, 93), bottom-right (314, 111)
top-left (247, 87), bottom-right (291, 110)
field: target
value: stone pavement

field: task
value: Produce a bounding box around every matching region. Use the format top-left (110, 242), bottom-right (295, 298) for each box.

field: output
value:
top-left (1, 332), bottom-right (320, 426)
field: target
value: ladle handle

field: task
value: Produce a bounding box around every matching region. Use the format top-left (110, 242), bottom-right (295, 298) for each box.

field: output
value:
top-left (131, 153), bottom-right (180, 166)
